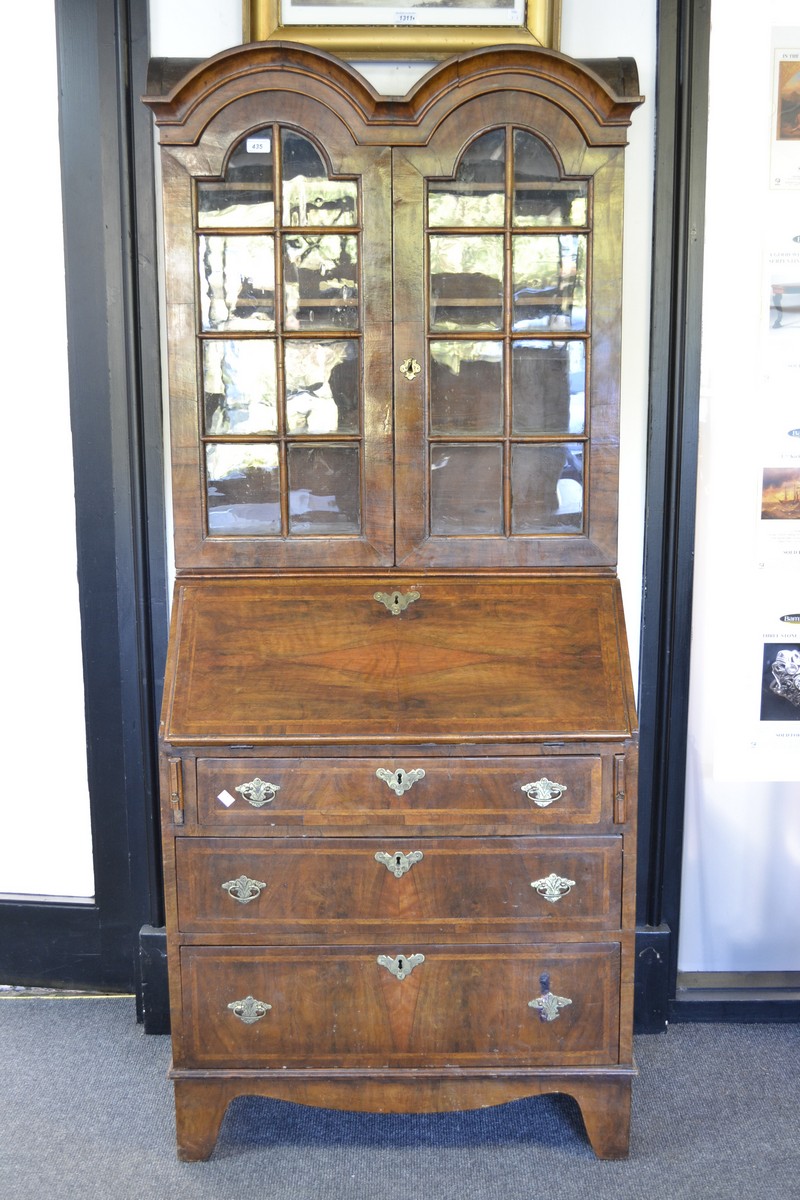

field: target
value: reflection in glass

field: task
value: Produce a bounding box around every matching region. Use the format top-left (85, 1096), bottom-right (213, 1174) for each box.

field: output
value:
top-left (429, 235), bottom-right (504, 331)
top-left (202, 340), bottom-right (278, 434)
top-left (512, 341), bottom-right (585, 434)
top-left (283, 234), bottom-right (359, 330)
top-left (287, 445), bottom-right (361, 534)
top-left (512, 234), bottom-right (586, 332)
top-left (206, 443), bottom-right (281, 535)
top-left (428, 129), bottom-right (505, 228)
top-left (513, 131), bottom-right (588, 227)
top-left (197, 127), bottom-right (275, 228)
top-left (282, 131), bottom-right (358, 227)
top-left (284, 340), bottom-right (359, 434)
top-left (429, 341), bottom-right (503, 434)
top-left (511, 442), bottom-right (583, 533)
top-left (430, 444), bottom-right (503, 535)
top-left (198, 235), bottom-right (275, 331)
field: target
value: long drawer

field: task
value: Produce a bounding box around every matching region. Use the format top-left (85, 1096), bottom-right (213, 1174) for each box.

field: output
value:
top-left (178, 943), bottom-right (621, 1069)
top-left (194, 755), bottom-right (605, 829)
top-left (175, 836), bottom-right (622, 940)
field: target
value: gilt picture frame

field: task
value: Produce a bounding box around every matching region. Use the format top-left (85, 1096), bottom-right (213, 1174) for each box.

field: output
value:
top-left (244, 0), bottom-right (561, 57)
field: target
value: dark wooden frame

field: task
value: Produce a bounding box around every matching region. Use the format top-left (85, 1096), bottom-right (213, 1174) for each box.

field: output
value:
top-left (0, 0), bottom-right (167, 1002)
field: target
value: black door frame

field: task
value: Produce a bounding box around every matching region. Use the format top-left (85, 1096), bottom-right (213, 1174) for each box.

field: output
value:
top-left (635, 0), bottom-right (800, 1028)
top-left (0, 0), bottom-right (167, 1002)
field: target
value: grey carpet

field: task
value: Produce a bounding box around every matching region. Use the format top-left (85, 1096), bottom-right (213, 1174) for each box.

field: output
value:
top-left (1, 997), bottom-right (798, 1199)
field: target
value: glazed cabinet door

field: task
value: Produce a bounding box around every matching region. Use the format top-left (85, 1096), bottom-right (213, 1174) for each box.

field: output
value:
top-left (392, 92), bottom-right (626, 569)
top-left (161, 102), bottom-right (395, 569)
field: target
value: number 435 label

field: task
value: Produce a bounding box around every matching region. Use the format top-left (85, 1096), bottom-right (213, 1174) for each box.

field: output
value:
top-left (246, 136), bottom-right (271, 154)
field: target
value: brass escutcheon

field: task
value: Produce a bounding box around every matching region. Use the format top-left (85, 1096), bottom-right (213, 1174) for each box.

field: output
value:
top-left (528, 972), bottom-right (572, 1022)
top-left (400, 357), bottom-right (421, 381)
top-left (375, 850), bottom-right (424, 877)
top-left (377, 953), bottom-right (425, 980)
top-left (376, 767), bottom-right (426, 795)
top-left (373, 589), bottom-right (420, 615)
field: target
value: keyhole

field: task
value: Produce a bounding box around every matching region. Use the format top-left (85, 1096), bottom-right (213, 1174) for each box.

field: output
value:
top-left (397, 956), bottom-right (406, 972)
top-left (396, 770), bottom-right (403, 785)
top-left (395, 854), bottom-right (403, 868)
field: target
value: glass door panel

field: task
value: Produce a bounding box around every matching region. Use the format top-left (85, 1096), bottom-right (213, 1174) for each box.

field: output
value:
top-left (196, 126), bottom-right (377, 553)
top-left (430, 444), bottom-right (504, 534)
top-left (393, 122), bottom-right (592, 566)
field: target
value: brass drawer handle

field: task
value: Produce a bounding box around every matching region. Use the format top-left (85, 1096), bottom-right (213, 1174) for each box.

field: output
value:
top-left (520, 777), bottom-right (567, 808)
top-left (376, 767), bottom-right (426, 795)
top-left (235, 777), bottom-right (281, 807)
top-left (528, 972), bottom-right (572, 1022)
top-left (375, 850), bottom-right (423, 877)
top-left (221, 874), bottom-right (267, 904)
top-left (374, 589), bottom-right (420, 615)
top-left (377, 953), bottom-right (425, 980)
top-left (227, 995), bottom-right (272, 1024)
top-left (530, 873), bottom-right (575, 903)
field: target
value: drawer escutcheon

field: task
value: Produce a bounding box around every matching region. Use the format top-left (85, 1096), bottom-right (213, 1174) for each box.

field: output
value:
top-left (375, 850), bottom-right (424, 877)
top-left (528, 972), bottom-right (573, 1022)
top-left (377, 953), bottom-right (425, 980)
top-left (376, 767), bottom-right (426, 795)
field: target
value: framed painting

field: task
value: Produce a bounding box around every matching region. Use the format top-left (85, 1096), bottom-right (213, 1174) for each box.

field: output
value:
top-left (245, 0), bottom-right (561, 56)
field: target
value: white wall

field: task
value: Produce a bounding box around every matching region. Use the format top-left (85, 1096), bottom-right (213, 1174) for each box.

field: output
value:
top-left (0, 1), bottom-right (94, 898)
top-left (678, 3), bottom-right (800, 974)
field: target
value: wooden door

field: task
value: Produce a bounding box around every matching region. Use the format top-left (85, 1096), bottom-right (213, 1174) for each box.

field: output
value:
top-left (392, 89), bottom-right (627, 569)
top-left (160, 96), bottom-right (395, 570)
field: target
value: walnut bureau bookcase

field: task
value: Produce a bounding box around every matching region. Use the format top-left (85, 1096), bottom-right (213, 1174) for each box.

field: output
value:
top-left (144, 43), bottom-right (642, 1161)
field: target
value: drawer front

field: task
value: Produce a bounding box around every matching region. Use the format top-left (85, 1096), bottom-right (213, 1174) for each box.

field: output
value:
top-left (194, 756), bottom-right (604, 829)
top-left (176, 836), bottom-right (622, 939)
top-left (179, 943), bottom-right (620, 1068)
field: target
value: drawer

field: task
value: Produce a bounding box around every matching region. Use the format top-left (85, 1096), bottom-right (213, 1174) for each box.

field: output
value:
top-left (175, 836), bottom-right (622, 940)
top-left (194, 755), bottom-right (605, 830)
top-left (179, 943), bottom-right (621, 1068)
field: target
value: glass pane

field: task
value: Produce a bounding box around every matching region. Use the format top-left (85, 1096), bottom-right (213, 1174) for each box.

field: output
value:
top-left (428, 129), bottom-right (505, 228)
top-left (283, 234), bottom-right (359, 330)
top-left (282, 131), bottom-right (358, 227)
top-left (430, 444), bottom-right (503, 535)
top-left (284, 340), bottom-right (359, 434)
top-left (197, 128), bottom-right (274, 228)
top-left (511, 442), bottom-right (584, 533)
top-left (199, 235), bottom-right (275, 331)
top-left (206, 443), bottom-right (281, 535)
top-left (288, 445), bottom-right (361, 535)
top-left (202, 340), bottom-right (278, 435)
top-left (429, 341), bottom-right (503, 434)
top-left (513, 130), bottom-right (587, 227)
top-left (430, 235), bottom-right (504, 331)
top-left (512, 340), bottom-right (585, 434)
top-left (512, 234), bottom-right (586, 333)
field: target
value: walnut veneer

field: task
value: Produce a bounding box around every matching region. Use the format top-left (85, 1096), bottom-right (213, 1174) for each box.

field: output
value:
top-left (145, 42), bottom-right (642, 1161)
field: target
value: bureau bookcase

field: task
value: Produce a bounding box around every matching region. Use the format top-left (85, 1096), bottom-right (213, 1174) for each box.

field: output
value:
top-left (145, 43), bottom-right (642, 1160)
